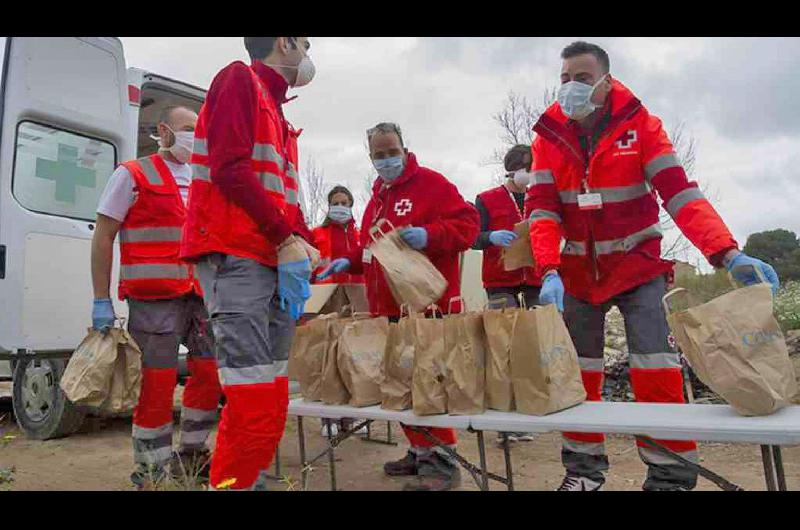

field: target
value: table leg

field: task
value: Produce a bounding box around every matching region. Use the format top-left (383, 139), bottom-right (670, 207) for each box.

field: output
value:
top-left (298, 417), bottom-right (308, 490)
top-left (501, 433), bottom-right (514, 491)
top-left (387, 421), bottom-right (393, 444)
top-left (476, 430), bottom-right (489, 491)
top-left (274, 445), bottom-right (281, 478)
top-left (761, 445), bottom-right (777, 491)
top-left (772, 446), bottom-right (787, 491)
top-left (326, 421), bottom-right (337, 491)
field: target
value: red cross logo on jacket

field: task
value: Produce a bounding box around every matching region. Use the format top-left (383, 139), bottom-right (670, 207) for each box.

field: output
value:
top-left (394, 198), bottom-right (413, 216)
top-left (615, 129), bottom-right (638, 150)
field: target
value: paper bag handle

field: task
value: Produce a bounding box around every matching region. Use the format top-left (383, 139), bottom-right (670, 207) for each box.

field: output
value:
top-left (447, 296), bottom-right (465, 314)
top-left (426, 304), bottom-right (443, 318)
top-left (662, 287), bottom-right (690, 316)
top-left (727, 262), bottom-right (767, 289)
top-left (368, 218), bottom-right (396, 243)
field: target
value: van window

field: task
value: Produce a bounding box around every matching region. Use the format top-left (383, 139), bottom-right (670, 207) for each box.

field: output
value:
top-left (12, 121), bottom-right (117, 221)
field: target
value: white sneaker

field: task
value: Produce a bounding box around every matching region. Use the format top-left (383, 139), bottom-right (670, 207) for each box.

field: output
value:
top-left (556, 474), bottom-right (604, 491)
top-left (321, 422), bottom-right (339, 437)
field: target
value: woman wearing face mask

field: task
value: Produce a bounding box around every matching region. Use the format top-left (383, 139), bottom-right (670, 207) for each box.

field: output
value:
top-left (311, 186), bottom-right (364, 285)
top-left (318, 122), bottom-right (480, 491)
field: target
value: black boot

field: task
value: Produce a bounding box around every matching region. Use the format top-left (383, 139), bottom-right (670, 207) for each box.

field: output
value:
top-left (403, 452), bottom-right (461, 491)
top-left (383, 450), bottom-right (419, 476)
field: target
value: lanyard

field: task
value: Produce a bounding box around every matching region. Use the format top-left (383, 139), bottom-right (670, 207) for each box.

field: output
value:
top-left (504, 186), bottom-right (524, 220)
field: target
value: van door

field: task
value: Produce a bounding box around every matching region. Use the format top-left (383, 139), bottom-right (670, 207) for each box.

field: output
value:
top-left (0, 37), bottom-right (132, 354)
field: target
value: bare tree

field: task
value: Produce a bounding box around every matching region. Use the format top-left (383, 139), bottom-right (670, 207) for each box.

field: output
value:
top-left (299, 155), bottom-right (328, 228)
top-left (353, 169), bottom-right (377, 224)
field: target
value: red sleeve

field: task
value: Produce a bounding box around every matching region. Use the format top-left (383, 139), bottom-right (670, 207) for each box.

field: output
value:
top-left (422, 176), bottom-right (480, 257)
top-left (641, 114), bottom-right (738, 266)
top-left (526, 136), bottom-right (563, 275)
top-left (293, 206), bottom-right (314, 243)
top-left (205, 62), bottom-right (292, 246)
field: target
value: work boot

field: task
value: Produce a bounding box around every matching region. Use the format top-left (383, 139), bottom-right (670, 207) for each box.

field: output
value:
top-left (402, 452), bottom-right (461, 491)
top-left (383, 450), bottom-right (419, 476)
top-left (171, 450), bottom-right (211, 486)
top-left (556, 473), bottom-right (604, 491)
top-left (131, 465), bottom-right (167, 491)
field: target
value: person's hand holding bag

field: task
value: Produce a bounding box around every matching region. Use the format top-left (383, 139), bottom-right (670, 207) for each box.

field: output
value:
top-left (277, 235), bottom-right (312, 320)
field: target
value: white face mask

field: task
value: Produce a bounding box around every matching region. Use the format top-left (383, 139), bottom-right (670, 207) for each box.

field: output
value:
top-left (328, 205), bottom-right (352, 224)
top-left (265, 40), bottom-right (316, 88)
top-left (151, 125), bottom-right (194, 164)
top-left (511, 169), bottom-right (533, 188)
top-left (557, 74), bottom-right (609, 121)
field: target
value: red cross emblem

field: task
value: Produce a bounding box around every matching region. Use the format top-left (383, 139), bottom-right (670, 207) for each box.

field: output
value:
top-left (394, 199), bottom-right (413, 216)
top-left (615, 129), bottom-right (638, 150)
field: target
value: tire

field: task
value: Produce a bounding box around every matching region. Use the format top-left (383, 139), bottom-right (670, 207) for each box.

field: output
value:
top-left (12, 356), bottom-right (86, 440)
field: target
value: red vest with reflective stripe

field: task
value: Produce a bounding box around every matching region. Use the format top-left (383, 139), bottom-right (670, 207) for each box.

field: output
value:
top-left (181, 62), bottom-right (301, 267)
top-left (477, 185), bottom-right (538, 288)
top-left (118, 155), bottom-right (198, 301)
top-left (312, 222), bottom-right (364, 285)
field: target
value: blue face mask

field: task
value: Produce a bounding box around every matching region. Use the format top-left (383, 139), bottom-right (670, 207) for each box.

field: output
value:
top-left (373, 155), bottom-right (405, 182)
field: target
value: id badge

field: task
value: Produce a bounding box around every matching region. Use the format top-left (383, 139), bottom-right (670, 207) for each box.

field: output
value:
top-left (577, 193), bottom-right (603, 211)
top-left (362, 248), bottom-right (373, 264)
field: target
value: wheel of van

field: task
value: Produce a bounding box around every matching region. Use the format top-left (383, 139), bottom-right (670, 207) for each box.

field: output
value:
top-left (12, 357), bottom-right (85, 440)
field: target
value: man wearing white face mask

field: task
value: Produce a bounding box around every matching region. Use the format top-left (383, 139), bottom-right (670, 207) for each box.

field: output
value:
top-left (91, 105), bottom-right (223, 490)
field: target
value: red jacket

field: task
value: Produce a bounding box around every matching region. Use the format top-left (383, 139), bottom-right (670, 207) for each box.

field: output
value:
top-left (525, 79), bottom-right (738, 305)
top-left (476, 185), bottom-right (539, 289)
top-left (312, 221), bottom-right (364, 284)
top-left (181, 61), bottom-right (311, 267)
top-left (348, 153), bottom-right (480, 317)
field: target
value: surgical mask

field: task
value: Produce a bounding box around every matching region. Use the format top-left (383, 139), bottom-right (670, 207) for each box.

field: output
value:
top-left (511, 169), bottom-right (533, 188)
top-left (265, 44), bottom-right (316, 88)
top-left (557, 74), bottom-right (609, 121)
top-left (328, 205), bottom-right (352, 224)
top-left (373, 156), bottom-right (405, 182)
top-left (151, 126), bottom-right (194, 164)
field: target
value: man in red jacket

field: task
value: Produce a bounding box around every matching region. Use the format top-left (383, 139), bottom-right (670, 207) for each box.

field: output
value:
top-left (527, 41), bottom-right (779, 491)
top-left (181, 37), bottom-right (317, 491)
top-left (318, 122), bottom-right (479, 491)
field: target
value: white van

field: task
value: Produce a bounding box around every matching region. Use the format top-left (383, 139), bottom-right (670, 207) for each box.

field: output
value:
top-left (0, 37), bottom-right (206, 439)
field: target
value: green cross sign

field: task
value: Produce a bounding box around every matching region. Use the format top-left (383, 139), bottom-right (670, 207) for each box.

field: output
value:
top-left (35, 143), bottom-right (96, 204)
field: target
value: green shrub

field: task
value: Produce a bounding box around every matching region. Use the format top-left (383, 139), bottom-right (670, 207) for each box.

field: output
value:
top-left (774, 281), bottom-right (800, 332)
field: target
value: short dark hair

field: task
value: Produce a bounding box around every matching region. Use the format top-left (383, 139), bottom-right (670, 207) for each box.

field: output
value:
top-left (504, 144), bottom-right (532, 173)
top-left (328, 185), bottom-right (354, 206)
top-left (244, 37), bottom-right (299, 61)
top-left (561, 41), bottom-right (610, 74)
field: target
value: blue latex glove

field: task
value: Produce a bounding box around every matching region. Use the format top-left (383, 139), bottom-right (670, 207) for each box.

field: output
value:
top-left (399, 227), bottom-right (428, 250)
top-left (539, 272), bottom-right (565, 312)
top-left (92, 299), bottom-right (116, 332)
top-left (726, 251), bottom-right (780, 295)
top-left (489, 230), bottom-right (518, 248)
top-left (317, 258), bottom-right (351, 281)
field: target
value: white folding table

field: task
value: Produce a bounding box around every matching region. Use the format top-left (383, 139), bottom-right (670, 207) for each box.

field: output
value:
top-left (286, 398), bottom-right (800, 491)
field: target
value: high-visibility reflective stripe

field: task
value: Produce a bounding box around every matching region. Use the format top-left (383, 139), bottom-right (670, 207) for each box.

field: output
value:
top-left (579, 357), bottom-right (604, 372)
top-left (121, 264), bottom-right (189, 281)
top-left (563, 438), bottom-right (606, 456)
top-left (132, 422), bottom-right (173, 440)
top-left (593, 182), bottom-right (651, 203)
top-left (644, 152), bottom-right (681, 181)
top-left (193, 138), bottom-right (208, 156)
top-left (563, 240), bottom-right (587, 256)
top-left (629, 352), bottom-right (681, 370)
top-left (181, 407), bottom-right (217, 423)
top-left (285, 188), bottom-right (298, 205)
top-left (253, 143), bottom-right (284, 169)
top-left (638, 447), bottom-right (699, 466)
top-left (219, 364), bottom-right (277, 386)
top-left (666, 188), bottom-right (705, 218)
top-left (559, 190), bottom-right (579, 204)
top-left (274, 360), bottom-right (288, 378)
top-left (192, 164), bottom-right (210, 182)
top-left (532, 170), bottom-right (555, 185)
top-left (179, 429), bottom-right (211, 447)
top-left (530, 209), bottom-right (562, 224)
top-left (594, 223), bottom-right (662, 255)
top-left (259, 172), bottom-right (285, 194)
top-left (133, 445), bottom-right (174, 466)
top-left (286, 162), bottom-right (298, 180)
top-left (120, 226), bottom-right (183, 243)
top-left (139, 156), bottom-right (165, 186)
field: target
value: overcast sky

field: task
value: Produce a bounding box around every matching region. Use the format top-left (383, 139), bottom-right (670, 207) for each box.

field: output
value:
top-left (121, 37), bottom-right (800, 268)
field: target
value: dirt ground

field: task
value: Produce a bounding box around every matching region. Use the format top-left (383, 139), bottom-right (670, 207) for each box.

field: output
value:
top-left (1, 391), bottom-right (798, 491)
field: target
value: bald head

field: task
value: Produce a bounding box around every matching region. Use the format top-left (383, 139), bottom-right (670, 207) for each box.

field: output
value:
top-left (156, 105), bottom-right (197, 150)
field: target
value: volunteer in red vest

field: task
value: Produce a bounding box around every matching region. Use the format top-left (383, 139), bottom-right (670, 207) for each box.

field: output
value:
top-left (312, 185), bottom-right (364, 285)
top-left (473, 144), bottom-right (541, 445)
top-left (180, 37), bottom-right (317, 491)
top-left (527, 41), bottom-right (780, 491)
top-left (318, 122), bottom-right (480, 491)
top-left (91, 106), bottom-right (221, 490)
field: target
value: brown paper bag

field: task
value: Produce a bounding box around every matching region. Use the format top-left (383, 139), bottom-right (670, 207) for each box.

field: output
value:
top-left (368, 219), bottom-right (448, 312)
top-left (319, 316), bottom-right (353, 405)
top-left (665, 284), bottom-right (798, 416)
top-left (60, 326), bottom-right (143, 413)
top-left (502, 220), bottom-right (535, 271)
top-left (483, 302), bottom-right (520, 411)
top-left (510, 304), bottom-right (586, 415)
top-left (319, 283), bottom-right (370, 315)
top-left (337, 316), bottom-right (389, 407)
top-left (443, 298), bottom-right (487, 415)
top-left (411, 309), bottom-right (449, 415)
top-left (289, 313), bottom-right (338, 401)
top-left (381, 309), bottom-right (418, 411)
